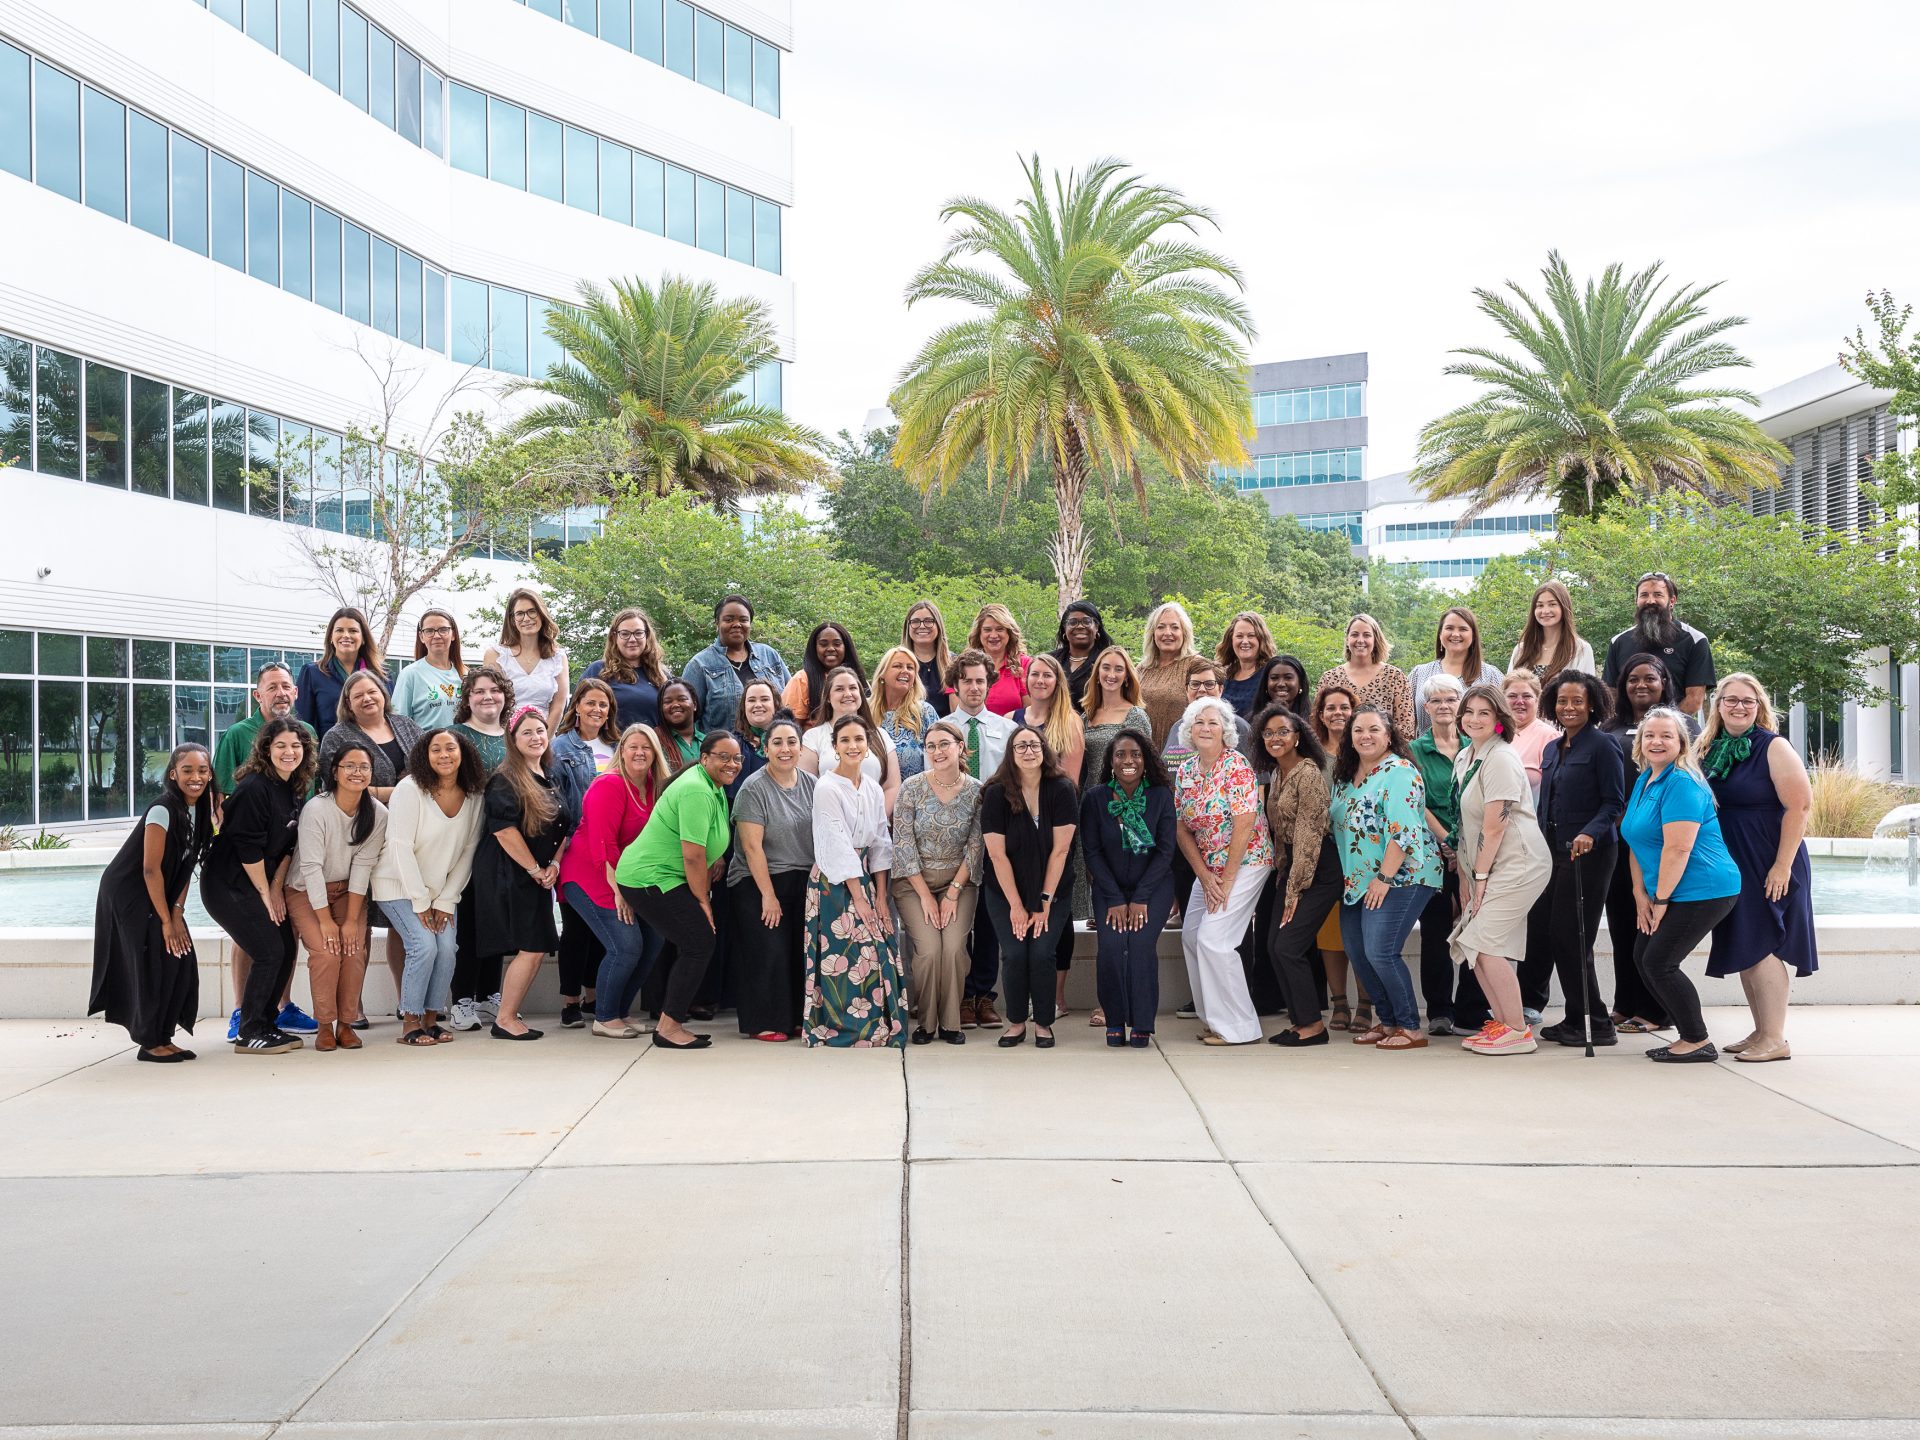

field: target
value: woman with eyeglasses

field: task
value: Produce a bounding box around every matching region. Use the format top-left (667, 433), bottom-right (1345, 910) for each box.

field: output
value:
top-left (902, 600), bottom-right (954, 718)
top-left (1252, 705), bottom-right (1340, 1047)
top-left (1052, 601), bottom-right (1116, 708)
top-left (981, 724), bottom-right (1079, 1048)
top-left (582, 607), bottom-right (669, 730)
top-left (894, 719), bottom-right (985, 1045)
top-left (391, 609), bottom-right (464, 730)
top-left (288, 743), bottom-right (389, 1051)
top-left (805, 715), bottom-right (906, 1048)
top-left (482, 588), bottom-right (570, 733)
top-left (1698, 675), bottom-right (1816, 1063)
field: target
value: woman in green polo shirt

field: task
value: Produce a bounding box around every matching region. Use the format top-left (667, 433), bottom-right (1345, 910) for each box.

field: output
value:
top-left (615, 732), bottom-right (745, 1050)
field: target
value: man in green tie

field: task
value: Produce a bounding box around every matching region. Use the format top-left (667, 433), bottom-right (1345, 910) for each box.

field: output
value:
top-left (947, 650), bottom-right (1013, 1027)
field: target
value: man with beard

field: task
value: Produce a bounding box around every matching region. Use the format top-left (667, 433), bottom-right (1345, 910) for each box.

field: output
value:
top-left (1601, 572), bottom-right (1716, 716)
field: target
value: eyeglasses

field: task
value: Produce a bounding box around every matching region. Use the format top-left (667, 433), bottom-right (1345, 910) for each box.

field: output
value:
top-left (908, 618), bottom-right (936, 628)
top-left (1262, 729), bottom-right (1292, 742)
top-left (1720, 696), bottom-right (1760, 709)
top-left (613, 629), bottom-right (648, 640)
top-left (512, 609), bottom-right (539, 620)
top-left (337, 762), bottom-right (374, 774)
top-left (1064, 616), bottom-right (1094, 628)
top-left (1012, 741), bottom-right (1044, 753)
top-left (419, 626), bottom-right (453, 637)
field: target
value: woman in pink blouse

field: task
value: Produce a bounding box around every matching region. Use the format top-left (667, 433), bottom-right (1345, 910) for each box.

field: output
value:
top-left (968, 603), bottom-right (1032, 716)
top-left (1501, 671), bottom-right (1562, 801)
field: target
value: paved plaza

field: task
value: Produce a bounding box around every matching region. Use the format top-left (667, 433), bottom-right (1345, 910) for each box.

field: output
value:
top-left (3, 1006), bottom-right (1918, 1439)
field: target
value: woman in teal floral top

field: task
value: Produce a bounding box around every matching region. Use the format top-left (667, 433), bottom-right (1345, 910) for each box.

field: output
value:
top-left (1330, 706), bottom-right (1442, 1050)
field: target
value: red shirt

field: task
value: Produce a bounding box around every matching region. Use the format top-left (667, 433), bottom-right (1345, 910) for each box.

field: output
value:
top-left (557, 771), bottom-right (656, 909)
top-left (984, 654), bottom-right (1030, 717)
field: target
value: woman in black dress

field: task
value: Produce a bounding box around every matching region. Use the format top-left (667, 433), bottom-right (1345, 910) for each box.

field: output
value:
top-left (89, 744), bottom-right (217, 1062)
top-left (203, 718), bottom-right (316, 1054)
top-left (473, 705), bottom-right (573, 1040)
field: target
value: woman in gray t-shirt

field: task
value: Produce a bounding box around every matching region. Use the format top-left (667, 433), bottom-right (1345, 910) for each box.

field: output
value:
top-left (728, 717), bottom-right (818, 1039)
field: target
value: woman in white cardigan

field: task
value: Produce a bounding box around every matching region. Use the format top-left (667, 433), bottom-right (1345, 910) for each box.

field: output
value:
top-left (370, 730), bottom-right (488, 1045)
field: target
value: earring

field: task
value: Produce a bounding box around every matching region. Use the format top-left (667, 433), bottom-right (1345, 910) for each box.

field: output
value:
top-left (1494, 723), bottom-right (1504, 734)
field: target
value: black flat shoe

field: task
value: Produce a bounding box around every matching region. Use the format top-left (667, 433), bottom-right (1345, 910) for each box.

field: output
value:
top-left (911, 1028), bottom-right (935, 1045)
top-left (997, 1030), bottom-right (1026, 1048)
top-left (347, 1018), bottom-right (370, 1031)
top-left (136, 1048), bottom-right (189, 1063)
top-left (687, 1005), bottom-right (717, 1022)
top-left (489, 1024), bottom-right (544, 1041)
top-left (654, 1031), bottom-right (712, 1050)
top-left (940, 1029), bottom-right (964, 1045)
top-left (560, 1003), bottom-right (585, 1029)
top-left (176, 1048), bottom-right (197, 1060)
top-left (1550, 1023), bottom-right (1617, 1047)
top-left (1034, 1031), bottom-right (1055, 1049)
top-left (1269, 1028), bottom-right (1329, 1047)
top-left (1648, 1042), bottom-right (1717, 1063)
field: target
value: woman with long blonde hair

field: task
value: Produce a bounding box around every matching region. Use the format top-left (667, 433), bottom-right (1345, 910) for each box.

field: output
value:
top-left (1013, 653), bottom-right (1085, 785)
top-left (1138, 600), bottom-right (1200, 748)
top-left (869, 646), bottom-right (942, 780)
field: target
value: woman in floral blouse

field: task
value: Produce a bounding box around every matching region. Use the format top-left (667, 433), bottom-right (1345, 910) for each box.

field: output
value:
top-left (1330, 705), bottom-right (1443, 1050)
top-left (1173, 696), bottom-right (1273, 1046)
top-left (1317, 613), bottom-right (1415, 741)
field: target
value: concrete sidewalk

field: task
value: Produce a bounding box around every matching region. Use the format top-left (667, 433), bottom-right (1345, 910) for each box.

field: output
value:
top-left (2, 1007), bottom-right (1917, 1438)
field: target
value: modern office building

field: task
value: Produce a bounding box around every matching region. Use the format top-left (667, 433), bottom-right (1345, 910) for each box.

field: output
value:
top-left (0, 0), bottom-right (795, 829)
top-left (1218, 351), bottom-right (1370, 544)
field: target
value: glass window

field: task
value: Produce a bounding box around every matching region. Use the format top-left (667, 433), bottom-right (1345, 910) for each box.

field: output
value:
top-left (421, 67), bottom-right (444, 157)
top-left (341, 6), bottom-right (368, 109)
top-left (452, 276), bottom-right (489, 365)
top-left (280, 191), bottom-right (311, 298)
top-left (529, 302), bottom-right (562, 378)
top-left (490, 287), bottom-right (528, 376)
top-left (280, 0), bottom-right (310, 69)
top-left (489, 98), bottom-right (526, 188)
top-left (664, 0), bottom-right (694, 77)
top-left (40, 633), bottom-right (82, 676)
top-left (598, 138), bottom-right (630, 223)
top-left (88, 636), bottom-right (128, 678)
top-left (174, 684), bottom-right (210, 753)
top-left (312, 0), bottom-right (340, 89)
top-left (280, 420), bottom-right (311, 525)
top-left (312, 206), bottom-right (341, 310)
top-left (694, 10), bottom-right (722, 90)
top-left (169, 133), bottom-right (207, 255)
top-left (172, 390), bottom-right (209, 504)
top-left (215, 645), bottom-right (250, 686)
top-left (424, 266), bottom-right (445, 352)
top-left (695, 174), bottom-right (723, 253)
top-left (633, 152), bottom-right (664, 233)
top-left (33, 62), bottom-right (81, 202)
top-left (634, 0), bottom-right (662, 62)
top-left (564, 0), bottom-right (595, 34)
top-left (1, 335), bottom-right (30, 468)
top-left (755, 359), bottom-right (781, 412)
top-left (128, 111), bottom-right (168, 238)
top-left (450, 84), bottom-right (486, 175)
top-left (724, 185), bottom-right (752, 262)
top-left (666, 164), bottom-right (694, 245)
top-left (135, 684), bottom-right (172, 809)
top-left (396, 46), bottom-right (421, 144)
top-left (752, 38), bottom-right (778, 115)
top-left (0, 629), bottom-right (28, 671)
top-left (369, 27), bottom-right (395, 127)
top-left (133, 640), bottom-right (171, 681)
top-left (399, 251), bottom-right (423, 347)
top-left (312, 429), bottom-right (342, 531)
top-left (85, 363), bottom-right (128, 488)
top-left (343, 221), bottom-right (370, 323)
top-left (34, 347), bottom-right (80, 480)
top-left (210, 153), bottom-right (245, 271)
top-left (83, 87), bottom-right (127, 221)
top-left (530, 0), bottom-right (562, 15)
top-left (245, 0), bottom-right (278, 47)
top-left (246, 171), bottom-right (279, 283)
top-left (130, 376), bottom-right (169, 497)
top-left (724, 25), bottom-right (750, 103)
top-left (0, 41), bottom-right (28, 181)
top-left (246, 409), bottom-right (279, 517)
top-left (39, 680), bottom-right (84, 823)
top-left (340, 437), bottom-right (372, 538)
top-left (211, 399), bottom-right (246, 511)
top-left (176, 644), bottom-right (210, 683)
top-left (1308, 386), bottom-right (1327, 422)
top-left (563, 125), bottom-right (596, 212)
top-left (371, 237), bottom-right (398, 336)
top-left (0, 676), bottom-right (29, 824)
top-left (601, 0), bottom-right (630, 49)
top-left (528, 112), bottom-right (563, 202)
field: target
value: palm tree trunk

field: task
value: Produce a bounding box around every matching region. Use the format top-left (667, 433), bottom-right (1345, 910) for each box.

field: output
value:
top-left (1049, 431), bottom-right (1091, 608)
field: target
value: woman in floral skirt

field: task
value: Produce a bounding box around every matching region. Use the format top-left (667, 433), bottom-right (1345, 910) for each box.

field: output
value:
top-left (804, 714), bottom-right (905, 1047)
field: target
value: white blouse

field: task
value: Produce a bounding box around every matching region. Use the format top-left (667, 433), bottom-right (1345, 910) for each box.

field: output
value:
top-left (487, 648), bottom-right (567, 715)
top-left (812, 769), bottom-right (894, 884)
top-left (802, 722), bottom-right (896, 784)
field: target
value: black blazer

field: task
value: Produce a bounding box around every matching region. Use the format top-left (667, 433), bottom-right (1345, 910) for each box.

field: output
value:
top-left (1538, 724), bottom-right (1626, 851)
top-left (1079, 783), bottom-right (1177, 909)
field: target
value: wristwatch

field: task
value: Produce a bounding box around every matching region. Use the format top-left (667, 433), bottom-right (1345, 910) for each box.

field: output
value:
top-left (1473, 871), bottom-right (1491, 882)
top-left (1039, 891), bottom-right (1053, 905)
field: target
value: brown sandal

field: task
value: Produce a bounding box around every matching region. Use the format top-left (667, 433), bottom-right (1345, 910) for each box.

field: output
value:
top-left (1351, 1024), bottom-right (1389, 1046)
top-left (1327, 994), bottom-right (1351, 1032)
top-left (1376, 1028), bottom-right (1428, 1050)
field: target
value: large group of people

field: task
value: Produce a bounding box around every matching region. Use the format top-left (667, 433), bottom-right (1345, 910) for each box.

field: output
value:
top-left (88, 570), bottom-right (1817, 1067)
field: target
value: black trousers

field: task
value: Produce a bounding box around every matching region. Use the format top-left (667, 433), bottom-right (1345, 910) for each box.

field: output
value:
top-left (557, 895), bottom-right (605, 996)
top-left (621, 882), bottom-right (717, 1024)
top-left (1092, 882), bottom-right (1174, 1033)
top-left (1605, 852), bottom-right (1670, 1026)
top-left (985, 887), bottom-right (1070, 1026)
top-left (451, 898), bottom-right (502, 1005)
top-left (1415, 867), bottom-right (1488, 1026)
top-left (1544, 838), bottom-right (1617, 1027)
top-left (1632, 893), bottom-right (1738, 1044)
top-left (1239, 872), bottom-right (1285, 1014)
top-left (1516, 886), bottom-right (1555, 1012)
top-left (964, 900), bottom-right (1001, 1000)
top-left (203, 874), bottom-right (297, 1042)
top-left (1266, 837), bottom-right (1343, 1029)
top-left (727, 870), bottom-right (808, 1035)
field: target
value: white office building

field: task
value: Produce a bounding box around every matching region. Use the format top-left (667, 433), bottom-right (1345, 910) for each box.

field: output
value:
top-left (0, 0), bottom-right (795, 829)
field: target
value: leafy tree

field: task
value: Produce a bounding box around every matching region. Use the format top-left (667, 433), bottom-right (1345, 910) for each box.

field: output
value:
top-left (1414, 251), bottom-right (1790, 520)
top-left (890, 155), bottom-right (1256, 607)
top-left (1839, 289), bottom-right (1920, 510)
top-left (509, 275), bottom-right (830, 510)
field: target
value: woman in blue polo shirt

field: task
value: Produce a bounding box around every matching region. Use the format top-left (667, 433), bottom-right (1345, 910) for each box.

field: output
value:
top-left (1620, 708), bottom-right (1742, 1064)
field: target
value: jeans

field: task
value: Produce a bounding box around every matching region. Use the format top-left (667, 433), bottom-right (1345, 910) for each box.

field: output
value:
top-left (384, 897), bottom-right (459, 1015)
top-left (1633, 893), bottom-right (1738, 1044)
top-left (1338, 883), bottom-right (1435, 1032)
top-left (561, 882), bottom-right (663, 1024)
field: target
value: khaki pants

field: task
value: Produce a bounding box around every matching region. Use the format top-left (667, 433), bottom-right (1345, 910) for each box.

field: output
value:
top-left (287, 880), bottom-right (371, 1027)
top-left (892, 868), bottom-right (978, 1034)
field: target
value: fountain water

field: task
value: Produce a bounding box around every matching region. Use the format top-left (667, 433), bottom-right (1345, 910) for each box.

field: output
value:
top-left (1867, 804), bottom-right (1920, 888)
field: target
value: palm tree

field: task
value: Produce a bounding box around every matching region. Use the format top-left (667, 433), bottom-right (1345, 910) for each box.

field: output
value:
top-left (509, 275), bottom-right (828, 509)
top-left (889, 155), bottom-right (1256, 608)
top-left (1413, 251), bottom-right (1788, 520)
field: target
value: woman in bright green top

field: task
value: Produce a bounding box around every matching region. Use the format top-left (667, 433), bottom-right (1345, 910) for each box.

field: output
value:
top-left (391, 610), bottom-right (465, 730)
top-left (615, 731), bottom-right (744, 1050)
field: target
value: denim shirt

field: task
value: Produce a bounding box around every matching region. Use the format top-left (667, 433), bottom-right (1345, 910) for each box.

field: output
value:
top-left (547, 731), bottom-right (602, 826)
top-left (681, 641), bottom-right (791, 734)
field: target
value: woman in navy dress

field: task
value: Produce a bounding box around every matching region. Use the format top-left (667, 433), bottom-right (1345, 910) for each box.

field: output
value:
top-left (1698, 674), bottom-right (1815, 1063)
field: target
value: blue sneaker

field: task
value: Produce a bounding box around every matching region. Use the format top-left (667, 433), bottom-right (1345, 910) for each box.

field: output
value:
top-left (276, 1002), bottom-right (320, 1034)
top-left (226, 1007), bottom-right (242, 1042)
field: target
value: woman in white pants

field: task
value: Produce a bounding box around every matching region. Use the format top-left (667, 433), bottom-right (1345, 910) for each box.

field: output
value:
top-left (1172, 696), bottom-right (1274, 1045)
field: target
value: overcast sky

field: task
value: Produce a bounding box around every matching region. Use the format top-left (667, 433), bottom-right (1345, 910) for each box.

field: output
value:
top-left (783, 0), bottom-right (1920, 472)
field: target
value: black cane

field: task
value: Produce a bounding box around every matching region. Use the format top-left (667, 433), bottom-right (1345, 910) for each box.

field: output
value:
top-left (1570, 841), bottom-right (1594, 1058)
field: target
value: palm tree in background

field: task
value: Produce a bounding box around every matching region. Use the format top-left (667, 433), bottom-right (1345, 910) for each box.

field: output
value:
top-left (509, 275), bottom-right (828, 509)
top-left (1413, 251), bottom-right (1788, 519)
top-left (890, 155), bottom-right (1256, 608)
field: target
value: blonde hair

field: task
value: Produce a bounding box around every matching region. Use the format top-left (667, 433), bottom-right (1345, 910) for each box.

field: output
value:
top-left (335, 670), bottom-right (392, 725)
top-left (1345, 612), bottom-right (1391, 665)
top-left (1080, 644), bottom-right (1144, 717)
top-left (868, 647), bottom-right (931, 738)
top-left (1501, 669), bottom-right (1543, 698)
top-left (1634, 707), bottom-right (1705, 778)
top-left (1696, 673), bottom-right (1775, 755)
top-left (613, 722), bottom-right (672, 797)
top-left (1140, 601), bottom-right (1198, 672)
top-left (967, 603), bottom-right (1026, 663)
top-left (1021, 653), bottom-right (1083, 759)
top-left (1214, 611), bottom-right (1277, 672)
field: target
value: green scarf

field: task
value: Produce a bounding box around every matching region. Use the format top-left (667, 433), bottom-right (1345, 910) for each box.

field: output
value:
top-left (1702, 731), bottom-right (1753, 780)
top-left (1108, 784), bottom-right (1154, 855)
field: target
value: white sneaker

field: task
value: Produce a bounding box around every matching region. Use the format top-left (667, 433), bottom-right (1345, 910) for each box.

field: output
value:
top-left (477, 992), bottom-right (501, 1020)
top-left (447, 998), bottom-right (482, 1032)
